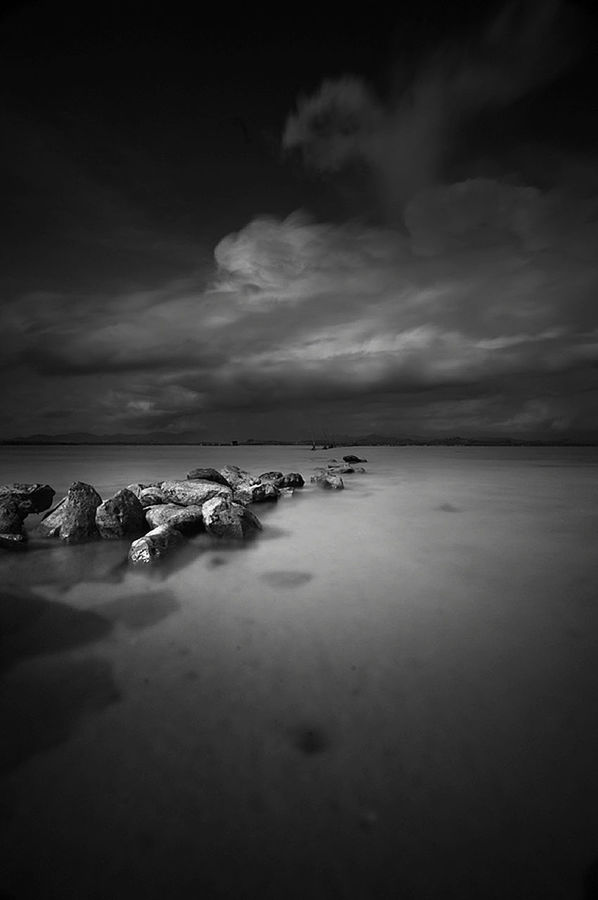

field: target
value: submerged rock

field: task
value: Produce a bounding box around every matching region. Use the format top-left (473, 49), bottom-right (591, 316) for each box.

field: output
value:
top-left (38, 482), bottom-right (102, 543)
top-left (160, 480), bottom-right (232, 506)
top-left (0, 532), bottom-right (27, 550)
top-left (96, 488), bottom-right (146, 540)
top-left (186, 467), bottom-right (232, 488)
top-left (0, 482), bottom-right (55, 515)
top-left (311, 473), bottom-right (344, 490)
top-left (328, 464), bottom-right (354, 474)
top-left (128, 524), bottom-right (186, 566)
top-left (144, 503), bottom-right (205, 534)
top-left (202, 496), bottom-right (262, 539)
top-left (343, 454), bottom-right (367, 463)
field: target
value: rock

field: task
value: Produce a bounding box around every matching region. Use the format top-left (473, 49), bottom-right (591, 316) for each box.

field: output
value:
top-left (144, 504), bottom-right (205, 534)
top-left (310, 473), bottom-right (344, 490)
top-left (126, 482), bottom-right (151, 497)
top-left (0, 499), bottom-right (26, 535)
top-left (0, 482), bottom-right (55, 515)
top-left (259, 471), bottom-right (285, 487)
top-left (328, 464), bottom-right (354, 474)
top-left (137, 486), bottom-right (169, 508)
top-left (186, 467), bottom-right (232, 488)
top-left (343, 454), bottom-right (367, 463)
top-left (234, 482), bottom-right (279, 504)
top-left (282, 472), bottom-right (304, 488)
top-left (0, 532), bottom-right (27, 550)
top-left (219, 465), bottom-right (259, 489)
top-left (128, 524), bottom-right (186, 566)
top-left (160, 480), bottom-right (232, 506)
top-left (38, 481), bottom-right (102, 543)
top-left (96, 488), bottom-right (146, 539)
top-left (353, 466), bottom-right (367, 473)
top-left (202, 496), bottom-right (262, 539)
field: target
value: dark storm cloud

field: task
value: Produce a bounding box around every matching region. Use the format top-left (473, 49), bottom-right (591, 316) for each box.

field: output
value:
top-left (282, 1), bottom-right (577, 207)
top-left (2, 1), bottom-right (596, 441)
top-left (6, 168), bottom-right (595, 439)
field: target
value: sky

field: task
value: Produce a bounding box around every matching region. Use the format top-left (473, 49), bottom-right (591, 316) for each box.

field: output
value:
top-left (1, 0), bottom-right (597, 442)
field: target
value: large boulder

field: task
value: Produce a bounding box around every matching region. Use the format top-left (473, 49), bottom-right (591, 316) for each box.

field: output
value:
top-left (0, 498), bottom-right (26, 535)
top-left (219, 465), bottom-right (258, 489)
top-left (343, 454), bottom-right (367, 463)
top-left (186, 467), bottom-right (232, 488)
top-left (311, 472), bottom-right (344, 490)
top-left (0, 498), bottom-right (27, 549)
top-left (96, 488), bottom-right (146, 539)
top-left (202, 496), bottom-right (262, 540)
top-left (144, 503), bottom-right (205, 534)
top-left (0, 483), bottom-right (55, 515)
top-left (128, 524), bottom-right (186, 566)
top-left (38, 482), bottom-right (102, 543)
top-left (234, 482), bottom-right (279, 505)
top-left (160, 480), bottom-right (232, 506)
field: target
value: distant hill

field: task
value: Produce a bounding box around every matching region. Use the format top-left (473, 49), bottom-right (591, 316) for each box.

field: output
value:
top-left (2, 432), bottom-right (598, 446)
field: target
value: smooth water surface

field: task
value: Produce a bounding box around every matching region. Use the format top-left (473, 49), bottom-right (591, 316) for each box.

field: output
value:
top-left (1, 445), bottom-right (598, 899)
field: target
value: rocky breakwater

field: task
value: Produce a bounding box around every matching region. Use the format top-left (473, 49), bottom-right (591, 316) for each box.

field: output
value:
top-left (1, 457), bottom-right (368, 565)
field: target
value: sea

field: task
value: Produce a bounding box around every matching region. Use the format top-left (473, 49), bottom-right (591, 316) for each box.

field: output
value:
top-left (1, 444), bottom-right (598, 899)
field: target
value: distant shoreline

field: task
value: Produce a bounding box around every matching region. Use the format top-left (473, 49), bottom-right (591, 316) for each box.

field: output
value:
top-left (2, 440), bottom-right (598, 448)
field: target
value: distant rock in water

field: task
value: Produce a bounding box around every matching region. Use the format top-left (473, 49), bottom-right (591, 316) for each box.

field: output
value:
top-left (38, 482), bottom-right (102, 543)
top-left (311, 472), bottom-right (344, 490)
top-left (0, 482), bottom-right (55, 515)
top-left (202, 496), bottom-right (262, 539)
top-left (129, 524), bottom-right (186, 566)
top-left (144, 503), bottom-right (205, 534)
top-left (186, 467), bottom-right (232, 488)
top-left (96, 489), bottom-right (146, 540)
top-left (328, 464), bottom-right (354, 474)
top-left (160, 480), bottom-right (232, 506)
top-left (343, 455), bottom-right (367, 463)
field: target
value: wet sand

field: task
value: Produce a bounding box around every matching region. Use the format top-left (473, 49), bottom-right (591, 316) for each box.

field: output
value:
top-left (1, 446), bottom-right (598, 898)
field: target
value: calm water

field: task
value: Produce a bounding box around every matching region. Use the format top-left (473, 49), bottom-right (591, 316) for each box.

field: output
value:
top-left (1, 445), bottom-right (598, 899)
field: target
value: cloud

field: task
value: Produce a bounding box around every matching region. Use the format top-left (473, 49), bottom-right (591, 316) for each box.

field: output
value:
top-left (5, 165), bottom-right (596, 440)
top-left (282, 2), bottom-right (577, 208)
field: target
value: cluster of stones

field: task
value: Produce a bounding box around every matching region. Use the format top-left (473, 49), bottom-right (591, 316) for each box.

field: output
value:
top-left (0, 466), bottom-right (304, 566)
top-left (0, 456), bottom-right (368, 565)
